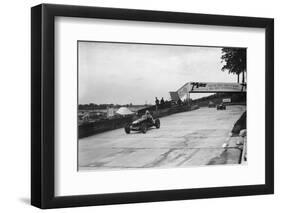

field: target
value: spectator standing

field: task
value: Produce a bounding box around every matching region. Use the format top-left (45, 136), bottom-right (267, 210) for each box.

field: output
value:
top-left (160, 97), bottom-right (165, 105)
top-left (160, 97), bottom-right (165, 109)
top-left (155, 97), bottom-right (159, 111)
top-left (155, 97), bottom-right (159, 106)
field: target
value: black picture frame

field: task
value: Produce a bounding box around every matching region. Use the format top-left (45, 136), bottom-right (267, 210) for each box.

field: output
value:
top-left (31, 3), bottom-right (274, 209)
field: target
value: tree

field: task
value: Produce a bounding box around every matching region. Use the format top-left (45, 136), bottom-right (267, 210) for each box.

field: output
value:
top-left (221, 48), bottom-right (246, 83)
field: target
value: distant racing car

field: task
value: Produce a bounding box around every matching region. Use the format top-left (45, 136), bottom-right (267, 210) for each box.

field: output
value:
top-left (217, 103), bottom-right (226, 110)
top-left (124, 112), bottom-right (160, 134)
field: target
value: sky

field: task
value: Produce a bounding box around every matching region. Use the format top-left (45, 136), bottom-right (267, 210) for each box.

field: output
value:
top-left (78, 42), bottom-right (237, 105)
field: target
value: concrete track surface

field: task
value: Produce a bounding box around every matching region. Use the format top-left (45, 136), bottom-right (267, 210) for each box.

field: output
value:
top-left (79, 105), bottom-right (246, 171)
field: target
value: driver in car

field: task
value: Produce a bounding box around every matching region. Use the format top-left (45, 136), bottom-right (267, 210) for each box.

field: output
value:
top-left (143, 110), bottom-right (153, 122)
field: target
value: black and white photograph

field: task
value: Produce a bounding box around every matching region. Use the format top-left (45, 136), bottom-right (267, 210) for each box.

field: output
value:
top-left (78, 41), bottom-right (247, 171)
top-left (0, 0), bottom-right (277, 211)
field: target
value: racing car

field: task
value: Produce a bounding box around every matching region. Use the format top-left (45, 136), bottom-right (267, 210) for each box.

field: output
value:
top-left (124, 112), bottom-right (160, 134)
top-left (217, 103), bottom-right (226, 110)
